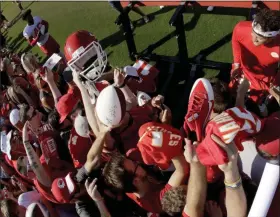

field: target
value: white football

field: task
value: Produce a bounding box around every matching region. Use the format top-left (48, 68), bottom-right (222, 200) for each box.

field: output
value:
top-left (95, 85), bottom-right (126, 127)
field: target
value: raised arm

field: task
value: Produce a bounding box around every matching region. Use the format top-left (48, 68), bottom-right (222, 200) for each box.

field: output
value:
top-left (211, 134), bottom-right (247, 217)
top-left (235, 78), bottom-right (250, 108)
top-left (72, 70), bottom-right (100, 136)
top-left (113, 68), bottom-right (137, 110)
top-left (22, 122), bottom-right (52, 187)
top-left (168, 154), bottom-right (189, 187)
top-left (84, 129), bottom-right (109, 174)
top-left (183, 139), bottom-right (207, 217)
top-left (42, 68), bottom-right (62, 105)
top-left (85, 178), bottom-right (111, 217)
top-left (232, 23), bottom-right (242, 67)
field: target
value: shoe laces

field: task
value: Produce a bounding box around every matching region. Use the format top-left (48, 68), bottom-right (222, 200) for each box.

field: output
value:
top-left (187, 92), bottom-right (207, 122)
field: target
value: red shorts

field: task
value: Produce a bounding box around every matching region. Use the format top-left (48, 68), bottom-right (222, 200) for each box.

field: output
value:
top-left (39, 35), bottom-right (60, 57)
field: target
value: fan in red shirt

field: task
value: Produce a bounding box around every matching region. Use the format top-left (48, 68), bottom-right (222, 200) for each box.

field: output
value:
top-left (102, 131), bottom-right (189, 216)
top-left (18, 104), bottom-right (74, 177)
top-left (230, 9), bottom-right (280, 114)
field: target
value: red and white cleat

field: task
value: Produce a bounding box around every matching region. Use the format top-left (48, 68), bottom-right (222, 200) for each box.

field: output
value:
top-left (184, 78), bottom-right (214, 142)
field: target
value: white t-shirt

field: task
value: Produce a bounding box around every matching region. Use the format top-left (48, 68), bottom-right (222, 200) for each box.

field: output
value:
top-left (23, 16), bottom-right (49, 46)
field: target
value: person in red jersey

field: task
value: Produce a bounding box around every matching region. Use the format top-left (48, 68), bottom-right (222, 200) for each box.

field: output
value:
top-left (230, 9), bottom-right (280, 115)
top-left (51, 129), bottom-right (110, 217)
top-left (22, 9), bottom-right (62, 57)
top-left (18, 104), bottom-right (74, 176)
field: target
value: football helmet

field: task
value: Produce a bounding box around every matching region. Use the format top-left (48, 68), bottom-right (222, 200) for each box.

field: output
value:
top-left (64, 30), bottom-right (107, 82)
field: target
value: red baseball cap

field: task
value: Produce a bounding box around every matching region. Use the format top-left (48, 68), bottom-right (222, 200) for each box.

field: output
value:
top-left (137, 122), bottom-right (183, 170)
top-left (56, 86), bottom-right (81, 123)
top-left (255, 111), bottom-right (280, 157)
top-left (51, 173), bottom-right (77, 203)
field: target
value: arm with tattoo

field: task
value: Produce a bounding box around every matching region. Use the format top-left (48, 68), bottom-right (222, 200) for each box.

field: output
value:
top-left (22, 123), bottom-right (52, 187)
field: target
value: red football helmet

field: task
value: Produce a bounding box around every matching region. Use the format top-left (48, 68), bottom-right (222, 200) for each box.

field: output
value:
top-left (64, 30), bottom-right (107, 81)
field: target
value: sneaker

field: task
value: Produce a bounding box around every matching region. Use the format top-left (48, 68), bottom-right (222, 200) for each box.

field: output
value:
top-left (160, 6), bottom-right (165, 9)
top-left (143, 16), bottom-right (150, 23)
top-left (184, 78), bottom-right (214, 142)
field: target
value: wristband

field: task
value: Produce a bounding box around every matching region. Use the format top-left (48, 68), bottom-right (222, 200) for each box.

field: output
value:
top-left (115, 82), bottom-right (126, 88)
top-left (119, 83), bottom-right (126, 88)
top-left (224, 176), bottom-right (242, 189)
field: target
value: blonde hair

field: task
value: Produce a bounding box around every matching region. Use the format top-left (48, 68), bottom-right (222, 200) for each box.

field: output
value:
top-left (21, 53), bottom-right (39, 74)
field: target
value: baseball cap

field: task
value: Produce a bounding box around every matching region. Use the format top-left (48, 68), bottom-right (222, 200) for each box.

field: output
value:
top-left (9, 109), bottom-right (20, 126)
top-left (51, 173), bottom-right (77, 203)
top-left (137, 122), bottom-right (183, 170)
top-left (56, 86), bottom-right (81, 123)
top-left (255, 111), bottom-right (280, 157)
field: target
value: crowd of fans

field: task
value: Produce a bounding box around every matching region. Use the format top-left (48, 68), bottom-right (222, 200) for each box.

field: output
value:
top-left (0, 4), bottom-right (279, 217)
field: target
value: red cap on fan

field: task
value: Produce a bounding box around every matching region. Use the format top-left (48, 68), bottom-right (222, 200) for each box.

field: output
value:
top-left (56, 86), bottom-right (81, 123)
top-left (137, 122), bottom-right (183, 170)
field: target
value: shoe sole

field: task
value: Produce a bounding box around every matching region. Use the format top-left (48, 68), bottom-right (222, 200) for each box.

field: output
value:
top-left (189, 78), bottom-right (214, 137)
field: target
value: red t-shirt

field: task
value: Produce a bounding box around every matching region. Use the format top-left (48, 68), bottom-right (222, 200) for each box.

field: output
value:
top-left (68, 127), bottom-right (92, 168)
top-left (126, 183), bottom-right (172, 213)
top-left (232, 21), bottom-right (280, 101)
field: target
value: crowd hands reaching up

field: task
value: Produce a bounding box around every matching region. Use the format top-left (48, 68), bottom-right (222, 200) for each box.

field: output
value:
top-left (0, 6), bottom-right (279, 217)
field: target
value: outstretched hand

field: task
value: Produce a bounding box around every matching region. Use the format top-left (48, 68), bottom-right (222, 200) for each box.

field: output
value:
top-left (184, 138), bottom-right (200, 164)
top-left (41, 67), bottom-right (54, 83)
top-left (72, 70), bottom-right (83, 88)
top-left (210, 134), bottom-right (238, 174)
top-left (85, 178), bottom-right (103, 202)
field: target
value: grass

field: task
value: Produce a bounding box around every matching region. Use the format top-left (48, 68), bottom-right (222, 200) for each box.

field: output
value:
top-left (1, 1), bottom-right (252, 127)
top-left (2, 1), bottom-right (247, 68)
